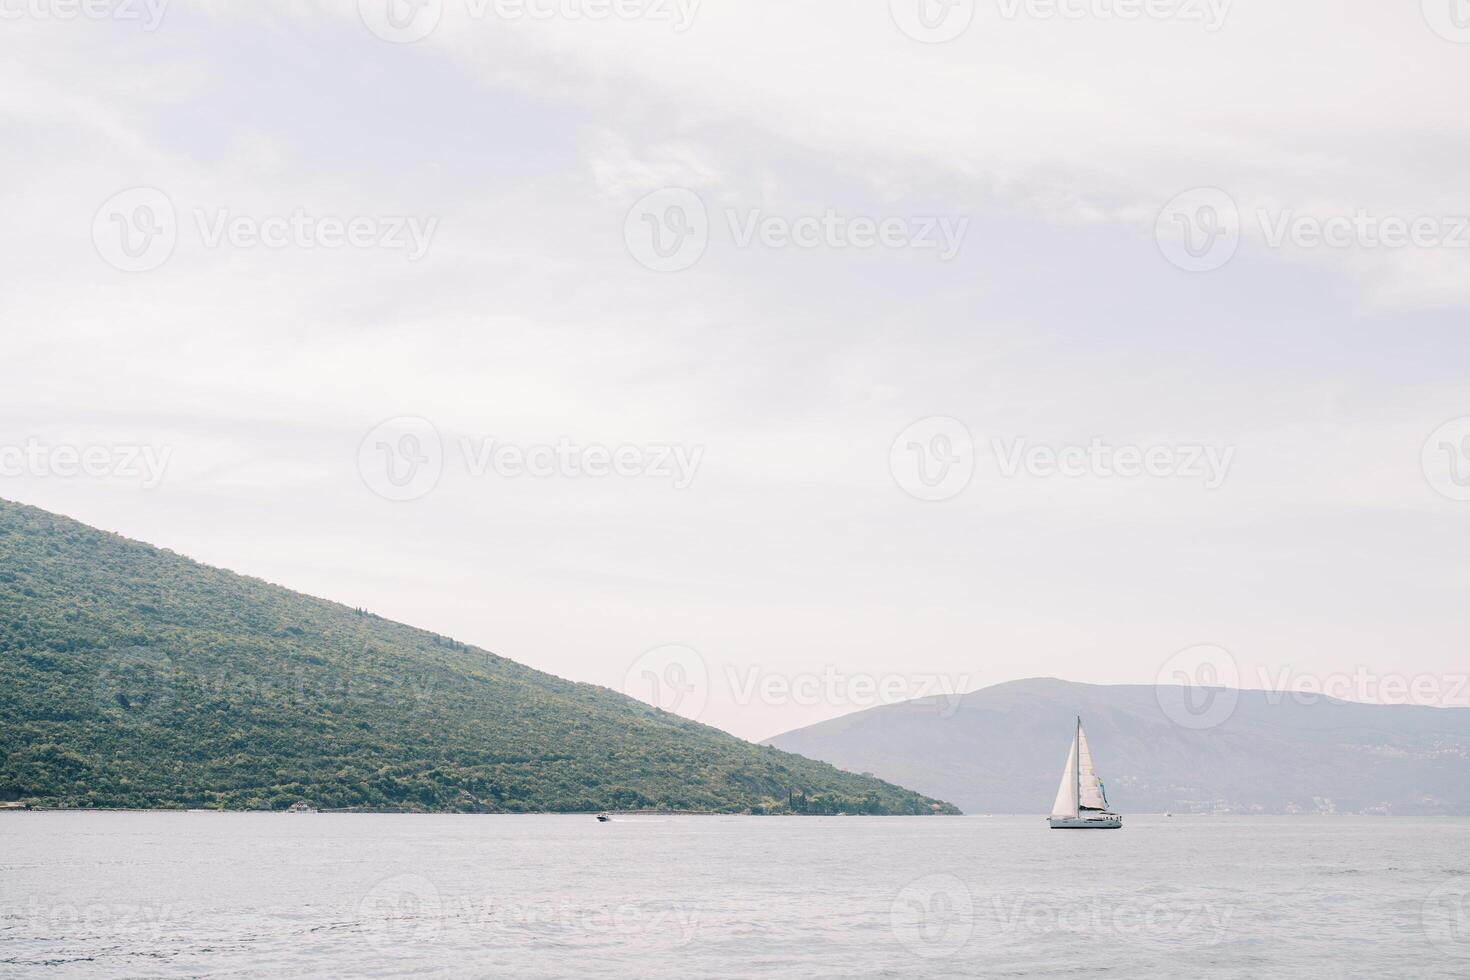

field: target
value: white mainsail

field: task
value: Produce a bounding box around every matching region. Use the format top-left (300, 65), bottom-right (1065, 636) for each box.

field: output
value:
top-left (1050, 719), bottom-right (1110, 818)
top-left (1077, 723), bottom-right (1109, 811)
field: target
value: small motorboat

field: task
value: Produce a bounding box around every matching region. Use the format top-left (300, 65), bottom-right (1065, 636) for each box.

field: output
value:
top-left (596, 812), bottom-right (611, 823)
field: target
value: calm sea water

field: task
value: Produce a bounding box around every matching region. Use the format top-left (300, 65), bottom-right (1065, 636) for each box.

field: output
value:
top-left (4, 812), bottom-right (1469, 978)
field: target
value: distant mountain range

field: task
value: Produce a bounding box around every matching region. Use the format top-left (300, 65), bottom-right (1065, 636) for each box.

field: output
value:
top-left (0, 499), bottom-right (954, 815)
top-left (767, 678), bottom-right (1470, 815)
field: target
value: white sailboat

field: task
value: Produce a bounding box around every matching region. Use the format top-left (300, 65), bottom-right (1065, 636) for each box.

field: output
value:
top-left (1048, 716), bottom-right (1122, 829)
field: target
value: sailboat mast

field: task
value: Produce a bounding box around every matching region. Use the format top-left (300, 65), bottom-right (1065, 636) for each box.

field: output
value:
top-left (1074, 716), bottom-right (1081, 818)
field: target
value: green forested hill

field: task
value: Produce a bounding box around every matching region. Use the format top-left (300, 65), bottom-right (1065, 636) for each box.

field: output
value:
top-left (0, 499), bottom-right (955, 814)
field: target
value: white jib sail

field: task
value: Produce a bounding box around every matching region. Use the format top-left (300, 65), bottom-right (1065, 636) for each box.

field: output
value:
top-left (1077, 723), bottom-right (1108, 811)
top-left (1050, 732), bottom-right (1079, 818)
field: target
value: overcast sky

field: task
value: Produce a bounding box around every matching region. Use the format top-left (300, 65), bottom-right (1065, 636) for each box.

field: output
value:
top-left (2, 0), bottom-right (1468, 740)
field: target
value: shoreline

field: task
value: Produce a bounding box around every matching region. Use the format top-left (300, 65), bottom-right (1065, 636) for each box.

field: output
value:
top-left (5, 807), bottom-right (1462, 817)
top-left (0, 806), bottom-right (945, 816)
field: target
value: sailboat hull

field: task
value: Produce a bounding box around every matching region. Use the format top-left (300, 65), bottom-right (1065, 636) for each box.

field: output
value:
top-left (1048, 814), bottom-right (1122, 829)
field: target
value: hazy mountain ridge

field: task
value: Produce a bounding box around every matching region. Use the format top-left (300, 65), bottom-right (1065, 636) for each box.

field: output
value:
top-left (0, 499), bottom-right (956, 815)
top-left (767, 678), bottom-right (1470, 815)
